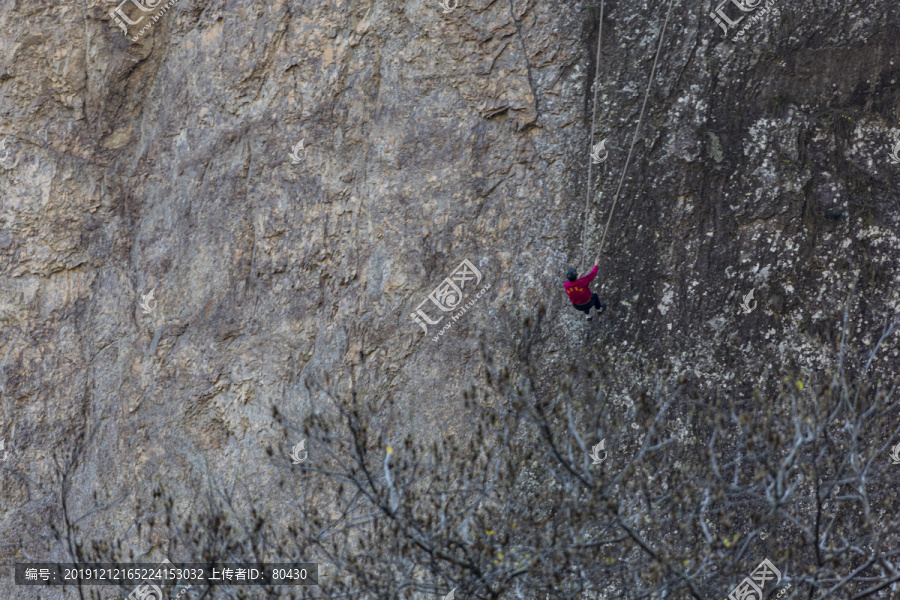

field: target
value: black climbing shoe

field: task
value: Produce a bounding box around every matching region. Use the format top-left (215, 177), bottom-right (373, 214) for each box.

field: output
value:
top-left (586, 314), bottom-right (593, 321)
top-left (597, 303), bottom-right (607, 315)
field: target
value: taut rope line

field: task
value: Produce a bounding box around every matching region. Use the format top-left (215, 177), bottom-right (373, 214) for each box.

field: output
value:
top-left (580, 0), bottom-right (605, 271)
top-left (581, 0), bottom-right (676, 273)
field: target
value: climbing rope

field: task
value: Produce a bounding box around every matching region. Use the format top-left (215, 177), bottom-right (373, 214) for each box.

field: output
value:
top-left (580, 0), bottom-right (676, 273)
top-left (579, 0), bottom-right (605, 271)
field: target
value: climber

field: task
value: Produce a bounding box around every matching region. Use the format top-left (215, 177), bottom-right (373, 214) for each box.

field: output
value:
top-left (564, 264), bottom-right (606, 321)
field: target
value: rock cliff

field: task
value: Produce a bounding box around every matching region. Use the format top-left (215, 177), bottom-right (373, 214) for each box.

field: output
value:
top-left (1, 0), bottom-right (899, 597)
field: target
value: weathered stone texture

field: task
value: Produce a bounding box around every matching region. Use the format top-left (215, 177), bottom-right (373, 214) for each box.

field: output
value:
top-left (1, 0), bottom-right (899, 596)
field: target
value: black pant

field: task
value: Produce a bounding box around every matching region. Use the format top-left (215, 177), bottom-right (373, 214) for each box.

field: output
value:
top-left (572, 292), bottom-right (601, 314)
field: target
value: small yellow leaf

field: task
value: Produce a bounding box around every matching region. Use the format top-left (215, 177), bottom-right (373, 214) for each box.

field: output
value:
top-left (387, 446), bottom-right (393, 454)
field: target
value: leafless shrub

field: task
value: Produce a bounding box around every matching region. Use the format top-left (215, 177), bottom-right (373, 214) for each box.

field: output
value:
top-left (32, 306), bottom-right (900, 600)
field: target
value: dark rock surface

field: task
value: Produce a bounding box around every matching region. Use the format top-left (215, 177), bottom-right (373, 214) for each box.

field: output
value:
top-left (1, 0), bottom-right (899, 597)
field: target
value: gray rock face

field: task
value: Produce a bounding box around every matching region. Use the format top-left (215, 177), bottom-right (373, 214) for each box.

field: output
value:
top-left (1, 0), bottom-right (899, 596)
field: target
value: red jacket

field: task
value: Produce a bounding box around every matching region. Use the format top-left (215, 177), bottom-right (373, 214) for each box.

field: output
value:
top-left (564, 265), bottom-right (598, 305)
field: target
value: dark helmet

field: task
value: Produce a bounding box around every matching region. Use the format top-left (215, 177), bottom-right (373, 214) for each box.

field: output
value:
top-left (566, 268), bottom-right (578, 282)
